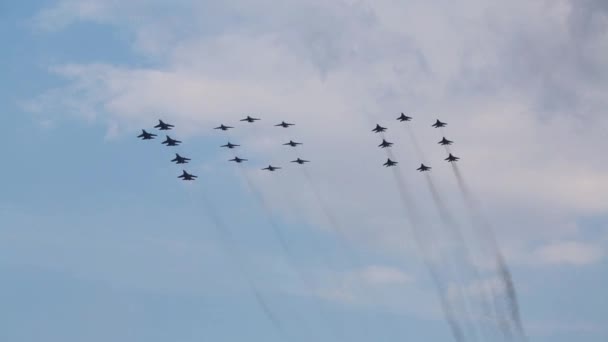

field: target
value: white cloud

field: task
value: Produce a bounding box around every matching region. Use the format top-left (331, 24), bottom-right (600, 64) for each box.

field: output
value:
top-left (534, 241), bottom-right (604, 266)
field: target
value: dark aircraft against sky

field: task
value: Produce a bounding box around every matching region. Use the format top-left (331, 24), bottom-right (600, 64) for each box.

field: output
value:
top-left (214, 124), bottom-right (234, 131)
top-left (241, 116), bottom-right (260, 123)
top-left (291, 158), bottom-right (309, 164)
top-left (438, 137), bottom-right (453, 145)
top-left (137, 129), bottom-right (156, 140)
top-left (283, 140), bottom-right (302, 147)
top-left (372, 124), bottom-right (387, 133)
top-left (154, 119), bottom-right (174, 130)
top-left (378, 139), bottom-right (393, 148)
top-left (417, 164), bottom-right (432, 172)
top-left (397, 113), bottom-right (412, 122)
top-left (275, 121), bottom-right (294, 128)
top-left (171, 153), bottom-right (190, 164)
top-left (230, 156), bottom-right (247, 163)
top-left (178, 170), bottom-right (197, 180)
top-left (221, 142), bottom-right (240, 149)
top-left (161, 135), bottom-right (182, 146)
top-left (262, 165), bottom-right (281, 171)
top-left (383, 158), bottom-right (398, 167)
top-left (445, 153), bottom-right (460, 162)
top-left (432, 119), bottom-right (447, 128)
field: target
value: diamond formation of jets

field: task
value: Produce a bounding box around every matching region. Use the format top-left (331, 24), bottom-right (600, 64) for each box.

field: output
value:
top-left (397, 113), bottom-right (412, 122)
top-left (275, 121), bottom-right (294, 128)
top-left (283, 140), bottom-right (302, 147)
top-left (240, 116), bottom-right (260, 123)
top-left (137, 129), bottom-right (157, 140)
top-left (383, 158), bottom-right (398, 167)
top-left (432, 119), bottom-right (447, 128)
top-left (262, 165), bottom-right (281, 171)
top-left (417, 164), bottom-right (432, 172)
top-left (154, 120), bottom-right (174, 130)
top-left (221, 142), bottom-right (240, 149)
top-left (378, 139), bottom-right (393, 148)
top-left (438, 137), bottom-right (453, 146)
top-left (291, 158), bottom-right (309, 164)
top-left (445, 153), bottom-right (460, 162)
top-left (229, 156), bottom-right (247, 163)
top-left (214, 124), bottom-right (234, 131)
top-left (372, 124), bottom-right (387, 133)
top-left (162, 135), bottom-right (182, 146)
top-left (178, 170), bottom-right (197, 181)
top-left (171, 153), bottom-right (190, 164)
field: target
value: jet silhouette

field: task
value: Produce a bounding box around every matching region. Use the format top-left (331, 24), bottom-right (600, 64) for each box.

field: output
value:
top-left (171, 153), bottom-right (190, 164)
top-left (283, 140), bottom-right (302, 147)
top-left (262, 165), bottom-right (281, 171)
top-left (214, 124), bottom-right (234, 131)
top-left (240, 116), bottom-right (260, 123)
top-left (162, 135), bottom-right (182, 146)
top-left (178, 170), bottom-right (197, 181)
top-left (229, 156), bottom-right (247, 163)
top-left (154, 120), bottom-right (174, 130)
top-left (378, 139), bottom-right (393, 148)
top-left (291, 158), bottom-right (309, 164)
top-left (137, 129), bottom-right (156, 140)
top-left (438, 137), bottom-right (453, 145)
top-left (372, 124), bottom-right (387, 133)
top-left (432, 120), bottom-right (447, 128)
top-left (445, 153), bottom-right (460, 162)
top-left (383, 158), bottom-right (398, 167)
top-left (221, 142), bottom-right (240, 149)
top-left (417, 164), bottom-right (432, 172)
top-left (275, 121), bottom-right (294, 128)
top-left (397, 113), bottom-right (412, 122)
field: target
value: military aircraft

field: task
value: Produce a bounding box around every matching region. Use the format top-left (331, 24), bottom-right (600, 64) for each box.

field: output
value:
top-left (372, 124), bottom-right (387, 133)
top-left (178, 170), bottom-right (197, 181)
top-left (417, 164), bottom-right (432, 172)
top-left (240, 116), bottom-right (260, 123)
top-left (397, 113), bottom-right (412, 122)
top-left (291, 158), bottom-right (310, 164)
top-left (445, 153), bottom-right (460, 162)
top-left (438, 137), bottom-right (453, 145)
top-left (283, 140), bottom-right (302, 147)
top-left (432, 119), bottom-right (447, 128)
top-left (275, 121), bottom-right (295, 128)
top-left (154, 120), bottom-right (174, 130)
top-left (214, 124), bottom-right (234, 131)
top-left (171, 153), bottom-right (190, 164)
top-left (229, 156), bottom-right (247, 163)
top-left (137, 129), bottom-right (156, 140)
top-left (383, 158), bottom-right (398, 167)
top-left (162, 135), bottom-right (182, 146)
top-left (378, 139), bottom-right (393, 148)
top-left (262, 165), bottom-right (281, 171)
top-left (221, 142), bottom-right (240, 149)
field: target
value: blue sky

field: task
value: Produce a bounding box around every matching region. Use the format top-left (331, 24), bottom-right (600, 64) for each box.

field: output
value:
top-left (2, 1), bottom-right (608, 341)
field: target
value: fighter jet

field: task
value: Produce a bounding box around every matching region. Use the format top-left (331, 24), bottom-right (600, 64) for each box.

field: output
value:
top-left (283, 140), bottom-right (302, 147)
top-left (262, 165), bottom-right (281, 171)
top-left (372, 124), bottom-right (387, 133)
top-left (378, 139), bottom-right (393, 148)
top-left (162, 135), bottom-right (182, 146)
top-left (171, 153), bottom-right (190, 164)
top-left (178, 170), bottom-right (197, 181)
top-left (397, 113), bottom-right (412, 122)
top-left (438, 137), bottom-right (453, 146)
top-left (383, 158), bottom-right (398, 167)
top-left (240, 116), bottom-right (260, 123)
top-left (275, 121), bottom-right (295, 128)
top-left (229, 156), bottom-right (247, 163)
top-left (154, 120), bottom-right (174, 130)
top-left (445, 153), bottom-right (460, 162)
top-left (137, 129), bottom-right (156, 140)
top-left (432, 119), bottom-right (447, 128)
top-left (221, 142), bottom-right (240, 149)
top-left (417, 164), bottom-right (432, 172)
top-left (291, 158), bottom-right (310, 164)
top-left (214, 124), bottom-right (234, 131)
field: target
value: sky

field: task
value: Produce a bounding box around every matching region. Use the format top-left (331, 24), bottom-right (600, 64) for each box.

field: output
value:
top-left (1, 0), bottom-right (607, 341)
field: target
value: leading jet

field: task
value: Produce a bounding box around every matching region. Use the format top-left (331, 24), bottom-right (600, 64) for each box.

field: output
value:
top-left (445, 153), bottom-right (460, 162)
top-left (383, 158), bottom-right (398, 167)
top-left (372, 124), bottom-right (387, 133)
top-left (397, 113), bottom-right (412, 122)
top-left (154, 120), bottom-right (174, 130)
top-left (378, 139), bottom-right (393, 148)
top-left (262, 165), bottom-right (281, 171)
top-left (221, 142), bottom-right (240, 149)
top-left (178, 170), bottom-right (197, 181)
top-left (275, 121), bottom-right (295, 128)
top-left (162, 135), bottom-right (182, 146)
top-left (214, 124), bottom-right (234, 131)
top-left (137, 129), bottom-right (156, 140)
top-left (417, 164), bottom-right (432, 172)
top-left (438, 137), bottom-right (453, 145)
top-left (229, 156), bottom-right (247, 163)
top-left (432, 119), bottom-right (447, 128)
top-left (291, 158), bottom-right (310, 164)
top-left (283, 140), bottom-right (302, 147)
top-left (171, 153), bottom-right (190, 164)
top-left (240, 116), bottom-right (260, 123)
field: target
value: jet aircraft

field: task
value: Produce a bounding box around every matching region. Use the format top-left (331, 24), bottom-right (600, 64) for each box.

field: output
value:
top-left (171, 153), bottom-right (190, 164)
top-left (262, 165), bottom-right (281, 171)
top-left (137, 129), bottom-right (156, 140)
top-left (229, 157), bottom-right (247, 163)
top-left (432, 120), bottom-right (447, 128)
top-left (154, 120), bottom-right (174, 130)
top-left (178, 170), bottom-right (197, 181)
top-left (397, 113), bottom-right (412, 122)
top-left (438, 137), bottom-right (453, 145)
top-left (383, 158), bottom-right (398, 167)
top-left (445, 153), bottom-right (460, 162)
top-left (417, 164), bottom-right (432, 172)
top-left (283, 140), bottom-right (302, 147)
top-left (275, 121), bottom-right (295, 128)
top-left (162, 135), bottom-right (182, 146)
top-left (240, 116), bottom-right (260, 123)
top-left (214, 124), bottom-right (234, 131)
top-left (291, 158), bottom-right (310, 164)
top-left (372, 124), bottom-right (387, 133)
top-left (378, 139), bottom-right (393, 148)
top-left (221, 142), bottom-right (240, 149)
